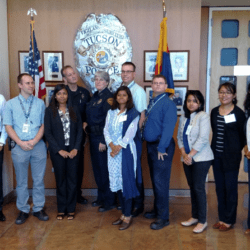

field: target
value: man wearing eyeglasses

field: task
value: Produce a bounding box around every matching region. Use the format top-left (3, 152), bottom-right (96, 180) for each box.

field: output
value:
top-left (121, 62), bottom-right (147, 218)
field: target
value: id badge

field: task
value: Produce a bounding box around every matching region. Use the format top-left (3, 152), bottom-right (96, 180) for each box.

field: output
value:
top-left (22, 123), bottom-right (30, 133)
top-left (119, 115), bottom-right (127, 122)
top-left (224, 114), bottom-right (236, 123)
top-left (185, 125), bottom-right (192, 135)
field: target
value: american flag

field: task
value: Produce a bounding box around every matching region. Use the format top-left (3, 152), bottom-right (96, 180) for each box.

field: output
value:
top-left (28, 30), bottom-right (46, 99)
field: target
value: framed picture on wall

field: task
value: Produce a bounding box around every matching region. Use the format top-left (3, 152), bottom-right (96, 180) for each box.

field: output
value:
top-left (144, 51), bottom-right (157, 82)
top-left (45, 86), bottom-right (55, 107)
top-left (170, 50), bottom-right (189, 82)
top-left (171, 86), bottom-right (188, 116)
top-left (42, 51), bottom-right (64, 82)
top-left (18, 51), bottom-right (29, 74)
top-left (144, 85), bottom-right (153, 105)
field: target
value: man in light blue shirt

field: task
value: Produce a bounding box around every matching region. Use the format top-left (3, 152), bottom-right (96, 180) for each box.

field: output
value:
top-left (121, 62), bottom-right (147, 217)
top-left (3, 73), bottom-right (48, 225)
top-left (0, 94), bottom-right (8, 222)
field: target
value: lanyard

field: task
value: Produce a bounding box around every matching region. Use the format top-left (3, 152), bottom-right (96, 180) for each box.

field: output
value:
top-left (122, 81), bottom-right (136, 89)
top-left (146, 94), bottom-right (165, 117)
top-left (18, 96), bottom-right (34, 123)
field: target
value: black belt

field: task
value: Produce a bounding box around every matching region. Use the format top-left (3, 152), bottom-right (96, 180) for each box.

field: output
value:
top-left (89, 125), bottom-right (104, 136)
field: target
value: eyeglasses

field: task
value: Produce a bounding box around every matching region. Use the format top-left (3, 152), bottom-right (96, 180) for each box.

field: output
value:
top-left (121, 71), bottom-right (134, 74)
top-left (218, 92), bottom-right (233, 96)
top-left (152, 82), bottom-right (165, 85)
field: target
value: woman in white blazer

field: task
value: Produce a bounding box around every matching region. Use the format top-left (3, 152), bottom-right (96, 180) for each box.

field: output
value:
top-left (177, 90), bottom-right (214, 233)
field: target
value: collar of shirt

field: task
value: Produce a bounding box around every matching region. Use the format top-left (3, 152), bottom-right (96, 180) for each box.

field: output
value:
top-left (127, 81), bottom-right (135, 89)
top-left (152, 93), bottom-right (166, 102)
top-left (97, 87), bottom-right (108, 97)
top-left (18, 93), bottom-right (33, 103)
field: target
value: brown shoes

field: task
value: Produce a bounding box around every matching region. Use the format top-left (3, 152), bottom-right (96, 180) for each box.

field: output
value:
top-left (218, 224), bottom-right (233, 231)
top-left (213, 222), bottom-right (222, 229)
top-left (119, 216), bottom-right (132, 230)
top-left (112, 215), bottom-right (124, 225)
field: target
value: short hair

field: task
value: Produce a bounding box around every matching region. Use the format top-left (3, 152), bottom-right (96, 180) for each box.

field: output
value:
top-left (218, 82), bottom-right (237, 105)
top-left (183, 90), bottom-right (205, 118)
top-left (111, 86), bottom-right (134, 111)
top-left (152, 74), bottom-right (167, 85)
top-left (61, 65), bottom-right (73, 78)
top-left (17, 73), bottom-right (32, 84)
top-left (95, 71), bottom-right (110, 84)
top-left (122, 62), bottom-right (136, 71)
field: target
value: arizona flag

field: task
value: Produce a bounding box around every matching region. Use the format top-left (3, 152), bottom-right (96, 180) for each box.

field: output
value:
top-left (155, 17), bottom-right (174, 95)
top-left (28, 27), bottom-right (46, 99)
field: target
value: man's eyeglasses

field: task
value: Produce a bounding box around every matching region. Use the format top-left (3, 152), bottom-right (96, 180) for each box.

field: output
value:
top-left (121, 71), bottom-right (135, 74)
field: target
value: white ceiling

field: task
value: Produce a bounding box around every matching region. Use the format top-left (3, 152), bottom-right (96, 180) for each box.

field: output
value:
top-left (202, 0), bottom-right (250, 6)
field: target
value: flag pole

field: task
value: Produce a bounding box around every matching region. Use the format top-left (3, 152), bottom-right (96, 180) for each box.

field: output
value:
top-left (162, 0), bottom-right (166, 18)
top-left (27, 8), bottom-right (37, 60)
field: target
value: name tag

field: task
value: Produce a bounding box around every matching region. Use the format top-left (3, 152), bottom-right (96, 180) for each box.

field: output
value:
top-left (185, 125), bottom-right (192, 135)
top-left (224, 114), bottom-right (236, 123)
top-left (22, 123), bottom-right (30, 133)
top-left (119, 115), bottom-right (127, 122)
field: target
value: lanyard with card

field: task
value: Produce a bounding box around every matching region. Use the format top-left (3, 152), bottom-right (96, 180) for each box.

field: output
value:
top-left (224, 114), bottom-right (236, 123)
top-left (185, 125), bottom-right (192, 135)
top-left (18, 96), bottom-right (34, 133)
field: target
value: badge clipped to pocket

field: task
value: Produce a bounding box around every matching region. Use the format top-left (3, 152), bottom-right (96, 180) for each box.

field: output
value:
top-left (22, 123), bottom-right (30, 133)
top-left (185, 125), bottom-right (192, 135)
top-left (224, 114), bottom-right (236, 123)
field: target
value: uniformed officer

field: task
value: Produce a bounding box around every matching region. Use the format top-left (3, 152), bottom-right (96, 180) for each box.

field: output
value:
top-left (83, 71), bottom-right (116, 212)
top-left (61, 65), bottom-right (90, 205)
top-left (143, 74), bottom-right (177, 230)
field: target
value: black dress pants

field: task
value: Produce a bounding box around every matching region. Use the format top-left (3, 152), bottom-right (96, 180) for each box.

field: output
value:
top-left (77, 130), bottom-right (85, 199)
top-left (50, 149), bottom-right (79, 213)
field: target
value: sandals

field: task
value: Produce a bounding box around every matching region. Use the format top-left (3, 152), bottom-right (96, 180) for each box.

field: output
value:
top-left (67, 213), bottom-right (75, 220)
top-left (56, 213), bottom-right (65, 220)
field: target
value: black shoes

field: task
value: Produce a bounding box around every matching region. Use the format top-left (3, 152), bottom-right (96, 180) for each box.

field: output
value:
top-left (150, 219), bottom-right (169, 230)
top-left (144, 210), bottom-right (157, 219)
top-left (0, 211), bottom-right (6, 222)
top-left (15, 211), bottom-right (29, 225)
top-left (98, 205), bottom-right (116, 212)
top-left (33, 209), bottom-right (49, 221)
top-left (92, 200), bottom-right (102, 207)
top-left (77, 196), bottom-right (88, 205)
top-left (131, 207), bottom-right (144, 218)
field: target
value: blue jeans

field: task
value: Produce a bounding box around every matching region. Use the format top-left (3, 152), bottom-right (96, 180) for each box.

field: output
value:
top-left (117, 190), bottom-right (132, 217)
top-left (213, 151), bottom-right (239, 224)
top-left (147, 138), bottom-right (175, 220)
top-left (12, 140), bottom-right (47, 213)
top-left (183, 160), bottom-right (211, 223)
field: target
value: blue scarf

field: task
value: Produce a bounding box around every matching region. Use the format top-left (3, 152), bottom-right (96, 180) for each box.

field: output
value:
top-left (121, 107), bottom-right (142, 200)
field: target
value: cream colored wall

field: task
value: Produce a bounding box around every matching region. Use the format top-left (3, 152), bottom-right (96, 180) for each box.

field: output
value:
top-left (7, 0), bottom-right (202, 190)
top-left (0, 0), bottom-right (13, 196)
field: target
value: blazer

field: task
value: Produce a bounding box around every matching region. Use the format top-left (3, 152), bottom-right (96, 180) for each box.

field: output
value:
top-left (44, 106), bottom-right (83, 155)
top-left (177, 111), bottom-right (214, 162)
top-left (211, 105), bottom-right (246, 172)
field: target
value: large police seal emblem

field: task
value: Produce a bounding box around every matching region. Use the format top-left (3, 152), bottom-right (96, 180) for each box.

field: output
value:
top-left (74, 14), bottom-right (133, 93)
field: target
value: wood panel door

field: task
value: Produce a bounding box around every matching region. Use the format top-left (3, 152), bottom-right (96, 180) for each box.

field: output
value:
top-left (208, 10), bottom-right (250, 182)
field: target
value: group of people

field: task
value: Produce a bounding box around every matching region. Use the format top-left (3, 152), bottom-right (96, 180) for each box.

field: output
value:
top-left (0, 62), bottom-right (250, 235)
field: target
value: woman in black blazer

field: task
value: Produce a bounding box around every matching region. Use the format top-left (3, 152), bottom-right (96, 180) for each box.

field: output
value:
top-left (44, 84), bottom-right (82, 220)
top-left (211, 82), bottom-right (245, 231)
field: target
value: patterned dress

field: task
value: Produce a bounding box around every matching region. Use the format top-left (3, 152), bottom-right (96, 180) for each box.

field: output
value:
top-left (104, 108), bottom-right (139, 192)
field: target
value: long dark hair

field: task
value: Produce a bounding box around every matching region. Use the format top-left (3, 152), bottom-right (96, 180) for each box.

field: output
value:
top-left (244, 84), bottom-right (250, 117)
top-left (111, 86), bottom-right (134, 111)
top-left (218, 82), bottom-right (237, 105)
top-left (49, 84), bottom-right (77, 122)
top-left (183, 90), bottom-right (205, 118)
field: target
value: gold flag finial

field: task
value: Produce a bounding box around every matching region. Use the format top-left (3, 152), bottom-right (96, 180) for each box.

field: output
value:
top-left (162, 0), bottom-right (166, 18)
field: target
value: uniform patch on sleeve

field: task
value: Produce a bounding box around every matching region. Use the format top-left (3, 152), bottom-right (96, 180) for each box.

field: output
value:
top-left (107, 98), bottom-right (113, 105)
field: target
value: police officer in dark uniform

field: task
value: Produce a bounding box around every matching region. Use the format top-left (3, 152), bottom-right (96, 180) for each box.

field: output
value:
top-left (61, 65), bottom-right (90, 205)
top-left (83, 71), bottom-right (116, 212)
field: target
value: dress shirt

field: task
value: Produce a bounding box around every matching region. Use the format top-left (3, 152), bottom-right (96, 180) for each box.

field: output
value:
top-left (127, 81), bottom-right (147, 113)
top-left (3, 94), bottom-right (45, 141)
top-left (143, 93), bottom-right (177, 153)
top-left (0, 94), bottom-right (8, 144)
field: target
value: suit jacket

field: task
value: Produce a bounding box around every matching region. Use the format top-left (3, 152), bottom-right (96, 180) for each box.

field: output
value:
top-left (211, 105), bottom-right (246, 171)
top-left (44, 106), bottom-right (83, 155)
top-left (177, 111), bottom-right (214, 162)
